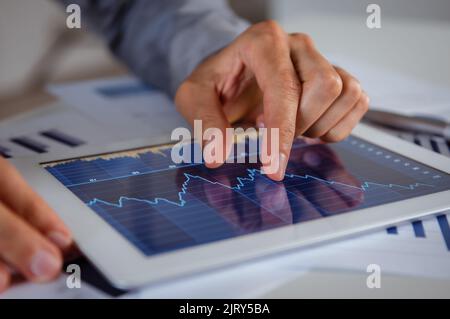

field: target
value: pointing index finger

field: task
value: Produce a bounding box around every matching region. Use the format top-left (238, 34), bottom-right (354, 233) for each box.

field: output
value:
top-left (238, 22), bottom-right (300, 180)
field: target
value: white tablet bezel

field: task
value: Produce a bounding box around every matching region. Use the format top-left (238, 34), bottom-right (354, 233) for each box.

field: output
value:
top-left (10, 123), bottom-right (450, 289)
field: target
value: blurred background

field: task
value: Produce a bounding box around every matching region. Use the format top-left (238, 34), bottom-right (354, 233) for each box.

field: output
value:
top-left (1, 0), bottom-right (450, 112)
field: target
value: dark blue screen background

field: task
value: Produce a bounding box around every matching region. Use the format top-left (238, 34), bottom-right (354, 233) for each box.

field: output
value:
top-left (44, 136), bottom-right (450, 256)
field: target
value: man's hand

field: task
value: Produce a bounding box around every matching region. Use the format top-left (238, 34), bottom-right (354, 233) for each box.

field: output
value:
top-left (0, 157), bottom-right (72, 292)
top-left (175, 21), bottom-right (369, 181)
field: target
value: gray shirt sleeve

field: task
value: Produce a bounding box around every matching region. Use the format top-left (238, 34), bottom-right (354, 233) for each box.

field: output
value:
top-left (59, 0), bottom-right (250, 96)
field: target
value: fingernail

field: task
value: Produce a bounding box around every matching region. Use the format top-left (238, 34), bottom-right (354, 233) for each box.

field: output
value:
top-left (48, 231), bottom-right (72, 249)
top-left (257, 120), bottom-right (265, 128)
top-left (277, 153), bottom-right (288, 180)
top-left (30, 250), bottom-right (60, 280)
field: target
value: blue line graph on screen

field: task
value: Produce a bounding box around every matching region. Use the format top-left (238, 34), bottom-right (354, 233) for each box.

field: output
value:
top-left (43, 136), bottom-right (450, 256)
top-left (87, 168), bottom-right (434, 209)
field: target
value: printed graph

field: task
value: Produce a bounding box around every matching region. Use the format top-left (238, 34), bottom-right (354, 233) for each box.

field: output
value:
top-left (387, 214), bottom-right (450, 251)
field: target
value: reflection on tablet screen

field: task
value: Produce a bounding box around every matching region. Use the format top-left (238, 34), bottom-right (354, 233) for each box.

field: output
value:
top-left (42, 136), bottom-right (450, 256)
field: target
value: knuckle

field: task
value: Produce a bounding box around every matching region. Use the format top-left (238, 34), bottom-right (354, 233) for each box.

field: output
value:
top-left (357, 94), bottom-right (370, 112)
top-left (258, 20), bottom-right (284, 36)
top-left (363, 93), bottom-right (371, 108)
top-left (345, 78), bottom-right (362, 101)
top-left (290, 32), bottom-right (315, 49)
top-left (251, 20), bottom-right (286, 45)
top-left (315, 72), bottom-right (343, 99)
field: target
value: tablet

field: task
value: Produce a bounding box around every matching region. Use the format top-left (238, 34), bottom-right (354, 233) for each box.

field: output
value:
top-left (11, 124), bottom-right (450, 288)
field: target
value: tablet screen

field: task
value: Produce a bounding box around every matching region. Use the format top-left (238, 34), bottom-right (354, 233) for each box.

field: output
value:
top-left (42, 136), bottom-right (450, 256)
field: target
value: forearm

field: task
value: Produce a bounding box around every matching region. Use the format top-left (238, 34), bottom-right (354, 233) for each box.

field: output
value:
top-left (59, 0), bottom-right (249, 96)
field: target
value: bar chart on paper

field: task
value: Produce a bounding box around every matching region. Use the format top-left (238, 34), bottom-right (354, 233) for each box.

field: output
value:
top-left (286, 208), bottom-right (450, 280)
top-left (1, 77), bottom-right (187, 159)
top-left (386, 214), bottom-right (450, 251)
